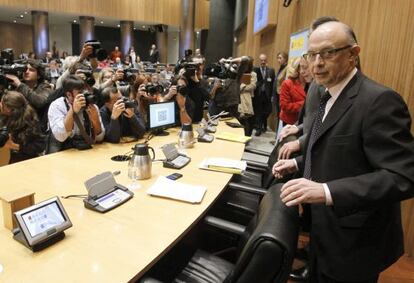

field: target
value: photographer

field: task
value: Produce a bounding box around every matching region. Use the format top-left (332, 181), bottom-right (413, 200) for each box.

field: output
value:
top-left (208, 56), bottom-right (248, 118)
top-left (96, 67), bottom-right (125, 91)
top-left (99, 86), bottom-right (145, 143)
top-left (5, 58), bottom-right (53, 128)
top-left (47, 75), bottom-right (104, 153)
top-left (55, 43), bottom-right (98, 89)
top-left (0, 91), bottom-right (45, 164)
top-left (177, 63), bottom-right (210, 123)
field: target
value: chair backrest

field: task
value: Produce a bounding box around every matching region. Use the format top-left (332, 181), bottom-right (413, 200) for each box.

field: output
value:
top-left (262, 135), bottom-right (299, 188)
top-left (225, 184), bottom-right (299, 283)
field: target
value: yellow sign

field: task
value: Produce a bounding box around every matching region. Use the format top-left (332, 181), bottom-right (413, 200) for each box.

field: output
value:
top-left (291, 37), bottom-right (305, 51)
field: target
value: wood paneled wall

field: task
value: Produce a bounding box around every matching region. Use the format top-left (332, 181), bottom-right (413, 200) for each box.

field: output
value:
top-left (0, 0), bottom-right (209, 29)
top-left (237, 0), bottom-right (414, 256)
top-left (0, 21), bottom-right (32, 55)
top-left (195, 0), bottom-right (210, 30)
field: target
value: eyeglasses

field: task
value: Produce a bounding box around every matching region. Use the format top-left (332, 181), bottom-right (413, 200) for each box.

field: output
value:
top-left (303, 45), bottom-right (352, 62)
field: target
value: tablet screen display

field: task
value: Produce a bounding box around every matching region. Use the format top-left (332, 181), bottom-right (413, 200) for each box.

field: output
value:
top-left (21, 202), bottom-right (66, 237)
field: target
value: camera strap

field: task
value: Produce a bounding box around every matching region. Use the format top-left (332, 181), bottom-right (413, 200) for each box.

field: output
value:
top-left (73, 112), bottom-right (93, 145)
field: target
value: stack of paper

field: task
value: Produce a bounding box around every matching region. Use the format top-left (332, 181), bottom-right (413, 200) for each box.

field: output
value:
top-left (199, 157), bottom-right (247, 174)
top-left (215, 132), bottom-right (252, 143)
top-left (147, 176), bottom-right (207, 203)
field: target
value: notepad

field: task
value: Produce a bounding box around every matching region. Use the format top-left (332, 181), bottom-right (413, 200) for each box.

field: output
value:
top-left (215, 132), bottom-right (252, 143)
top-left (147, 176), bottom-right (207, 203)
top-left (199, 158), bottom-right (247, 175)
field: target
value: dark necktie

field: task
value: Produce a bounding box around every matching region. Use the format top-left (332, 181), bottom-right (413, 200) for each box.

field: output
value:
top-left (303, 91), bottom-right (332, 179)
top-left (261, 67), bottom-right (266, 92)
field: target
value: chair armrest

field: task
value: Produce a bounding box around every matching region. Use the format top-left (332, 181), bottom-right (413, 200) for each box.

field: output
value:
top-left (228, 182), bottom-right (267, 196)
top-left (245, 164), bottom-right (267, 174)
top-left (204, 216), bottom-right (246, 236)
top-left (245, 159), bottom-right (268, 170)
top-left (244, 147), bottom-right (271, 157)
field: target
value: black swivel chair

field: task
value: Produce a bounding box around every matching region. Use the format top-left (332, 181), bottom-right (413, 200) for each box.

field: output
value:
top-left (141, 185), bottom-right (299, 283)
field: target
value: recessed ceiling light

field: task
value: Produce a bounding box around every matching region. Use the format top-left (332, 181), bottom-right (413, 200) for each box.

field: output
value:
top-left (24, 11), bottom-right (28, 15)
top-left (117, 24), bottom-right (120, 28)
top-left (73, 20), bottom-right (77, 23)
top-left (100, 21), bottom-right (104, 24)
top-left (13, 20), bottom-right (17, 23)
top-left (133, 27), bottom-right (136, 30)
top-left (19, 15), bottom-right (24, 18)
top-left (143, 25), bottom-right (146, 28)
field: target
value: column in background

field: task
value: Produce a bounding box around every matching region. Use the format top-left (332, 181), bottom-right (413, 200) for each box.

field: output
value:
top-left (120, 21), bottom-right (134, 58)
top-left (156, 25), bottom-right (168, 63)
top-left (31, 11), bottom-right (49, 59)
top-left (79, 16), bottom-right (95, 50)
top-left (179, 0), bottom-right (195, 58)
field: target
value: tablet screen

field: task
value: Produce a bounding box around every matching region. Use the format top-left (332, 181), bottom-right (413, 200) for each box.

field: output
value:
top-left (21, 202), bottom-right (66, 237)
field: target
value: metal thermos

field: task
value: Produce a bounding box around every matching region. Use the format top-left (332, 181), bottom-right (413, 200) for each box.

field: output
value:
top-left (178, 123), bottom-right (194, 148)
top-left (128, 143), bottom-right (155, 180)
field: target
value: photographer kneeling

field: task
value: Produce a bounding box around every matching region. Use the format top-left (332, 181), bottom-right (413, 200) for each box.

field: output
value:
top-left (47, 75), bottom-right (104, 153)
top-left (0, 91), bottom-right (45, 164)
top-left (99, 86), bottom-right (145, 143)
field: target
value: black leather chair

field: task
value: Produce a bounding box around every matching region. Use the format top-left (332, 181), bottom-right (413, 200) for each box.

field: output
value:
top-left (222, 134), bottom-right (300, 220)
top-left (170, 185), bottom-right (299, 283)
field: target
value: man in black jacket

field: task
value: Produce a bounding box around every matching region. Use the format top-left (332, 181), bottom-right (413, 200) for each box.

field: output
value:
top-left (273, 20), bottom-right (414, 282)
top-left (253, 54), bottom-right (275, 136)
top-left (99, 87), bottom-right (145, 143)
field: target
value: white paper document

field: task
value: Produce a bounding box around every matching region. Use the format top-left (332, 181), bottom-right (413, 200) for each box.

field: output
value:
top-left (147, 176), bottom-right (207, 203)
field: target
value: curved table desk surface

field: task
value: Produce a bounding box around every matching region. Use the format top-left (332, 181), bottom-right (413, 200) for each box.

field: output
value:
top-left (0, 121), bottom-right (246, 282)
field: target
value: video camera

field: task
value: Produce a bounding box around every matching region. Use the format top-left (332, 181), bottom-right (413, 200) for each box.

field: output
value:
top-left (0, 48), bottom-right (27, 89)
top-left (84, 40), bottom-right (107, 61)
top-left (204, 59), bottom-right (239, 80)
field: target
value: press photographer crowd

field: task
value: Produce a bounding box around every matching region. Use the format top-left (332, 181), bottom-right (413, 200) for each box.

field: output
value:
top-left (0, 39), bottom-right (307, 164)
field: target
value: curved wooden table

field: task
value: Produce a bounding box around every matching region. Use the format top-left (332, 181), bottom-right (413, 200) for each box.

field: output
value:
top-left (0, 122), bottom-right (245, 282)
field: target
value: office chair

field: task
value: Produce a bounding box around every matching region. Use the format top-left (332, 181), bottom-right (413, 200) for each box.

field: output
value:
top-left (141, 184), bottom-right (299, 283)
top-left (221, 134), bottom-right (301, 222)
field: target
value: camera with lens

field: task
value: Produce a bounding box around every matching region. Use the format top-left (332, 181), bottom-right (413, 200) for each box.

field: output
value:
top-left (0, 64), bottom-right (27, 90)
top-left (122, 97), bottom-right (136, 108)
top-left (84, 40), bottom-right (107, 61)
top-left (124, 68), bottom-right (139, 83)
top-left (204, 59), bottom-right (239, 80)
top-left (76, 68), bottom-right (96, 87)
top-left (0, 126), bottom-right (9, 147)
top-left (145, 84), bottom-right (164, 95)
top-left (82, 91), bottom-right (97, 106)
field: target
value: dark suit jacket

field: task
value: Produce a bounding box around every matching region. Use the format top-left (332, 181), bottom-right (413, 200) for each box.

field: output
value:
top-left (299, 71), bottom-right (414, 280)
top-left (149, 49), bottom-right (160, 63)
top-left (254, 66), bottom-right (275, 99)
top-left (253, 66), bottom-right (275, 115)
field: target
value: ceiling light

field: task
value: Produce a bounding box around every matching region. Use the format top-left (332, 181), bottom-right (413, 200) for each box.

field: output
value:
top-left (24, 11), bottom-right (28, 15)
top-left (142, 25), bottom-right (146, 28)
top-left (73, 20), bottom-right (77, 23)
top-left (133, 27), bottom-right (136, 30)
top-left (117, 24), bottom-right (120, 28)
top-left (19, 15), bottom-right (24, 18)
top-left (100, 21), bottom-right (104, 24)
top-left (13, 20), bottom-right (17, 23)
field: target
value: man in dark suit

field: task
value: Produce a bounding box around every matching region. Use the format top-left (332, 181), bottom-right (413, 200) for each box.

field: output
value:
top-left (253, 54), bottom-right (275, 136)
top-left (273, 20), bottom-right (414, 282)
top-left (149, 44), bottom-right (160, 64)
